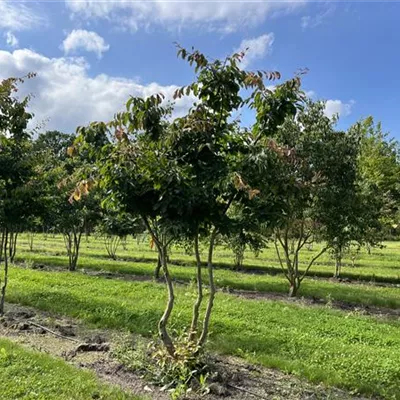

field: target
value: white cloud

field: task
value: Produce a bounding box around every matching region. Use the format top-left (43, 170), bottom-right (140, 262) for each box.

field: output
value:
top-left (301, 6), bottom-right (335, 29)
top-left (5, 31), bottom-right (18, 48)
top-left (235, 33), bottom-right (275, 69)
top-left (61, 30), bottom-right (110, 59)
top-left (324, 99), bottom-right (355, 119)
top-left (0, 49), bottom-right (195, 133)
top-left (0, 0), bottom-right (45, 31)
top-left (66, 0), bottom-right (306, 33)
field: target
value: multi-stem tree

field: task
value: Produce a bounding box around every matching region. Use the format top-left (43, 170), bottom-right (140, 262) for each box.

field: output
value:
top-left (263, 101), bottom-right (361, 296)
top-left (97, 209), bottom-right (142, 260)
top-left (73, 46), bottom-right (302, 364)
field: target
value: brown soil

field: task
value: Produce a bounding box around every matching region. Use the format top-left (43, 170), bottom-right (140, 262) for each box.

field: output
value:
top-left (0, 303), bottom-right (373, 400)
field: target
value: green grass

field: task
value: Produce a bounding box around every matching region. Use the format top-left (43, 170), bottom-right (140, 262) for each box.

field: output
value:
top-left (0, 338), bottom-right (142, 400)
top-left (15, 247), bottom-right (400, 311)
top-left (17, 234), bottom-right (400, 284)
top-left (5, 266), bottom-right (400, 399)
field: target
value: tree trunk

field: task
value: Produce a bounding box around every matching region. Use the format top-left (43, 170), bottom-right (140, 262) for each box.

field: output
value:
top-left (288, 278), bottom-right (300, 297)
top-left (334, 253), bottom-right (342, 278)
top-left (158, 245), bottom-right (176, 358)
top-left (198, 229), bottom-right (217, 349)
top-left (0, 229), bottom-right (9, 316)
top-left (64, 229), bottom-right (82, 271)
top-left (0, 229), bottom-right (5, 262)
top-left (9, 230), bottom-right (17, 263)
top-left (189, 231), bottom-right (203, 342)
top-left (28, 232), bottom-right (35, 251)
top-left (154, 254), bottom-right (162, 279)
top-left (105, 235), bottom-right (120, 260)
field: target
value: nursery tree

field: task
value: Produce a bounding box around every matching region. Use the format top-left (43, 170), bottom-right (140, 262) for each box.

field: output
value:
top-left (97, 209), bottom-right (142, 260)
top-left (74, 46), bottom-right (302, 364)
top-left (0, 75), bottom-right (39, 314)
top-left (267, 101), bottom-right (360, 296)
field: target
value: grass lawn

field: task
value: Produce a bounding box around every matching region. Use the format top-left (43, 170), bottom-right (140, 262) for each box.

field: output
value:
top-left (4, 266), bottom-right (400, 399)
top-left (15, 248), bottom-right (400, 310)
top-left (17, 234), bottom-right (400, 284)
top-left (0, 338), bottom-right (141, 399)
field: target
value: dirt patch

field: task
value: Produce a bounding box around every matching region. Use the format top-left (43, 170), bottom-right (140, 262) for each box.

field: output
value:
top-left (0, 303), bottom-right (373, 400)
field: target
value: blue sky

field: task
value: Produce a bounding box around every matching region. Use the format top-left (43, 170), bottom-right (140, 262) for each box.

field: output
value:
top-left (0, 1), bottom-right (399, 138)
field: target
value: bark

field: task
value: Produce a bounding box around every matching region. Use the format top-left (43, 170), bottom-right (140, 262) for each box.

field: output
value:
top-left (9, 230), bottom-right (17, 263)
top-left (288, 277), bottom-right (300, 297)
top-left (189, 231), bottom-right (203, 342)
top-left (0, 228), bottom-right (5, 262)
top-left (104, 235), bottom-right (120, 260)
top-left (154, 254), bottom-right (162, 279)
top-left (28, 232), bottom-right (35, 251)
top-left (64, 228), bottom-right (83, 271)
top-left (275, 225), bottom-right (326, 297)
top-left (334, 256), bottom-right (342, 278)
top-left (0, 229), bottom-right (9, 316)
top-left (198, 229), bottom-right (217, 349)
top-left (157, 244), bottom-right (176, 358)
top-left (141, 216), bottom-right (175, 357)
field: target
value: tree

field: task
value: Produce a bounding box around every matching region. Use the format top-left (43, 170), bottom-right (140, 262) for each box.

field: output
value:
top-left (96, 209), bottom-right (142, 260)
top-left (55, 174), bottom-right (100, 271)
top-left (353, 117), bottom-right (400, 243)
top-left (0, 75), bottom-right (40, 314)
top-left (266, 101), bottom-right (360, 296)
top-left (74, 46), bottom-right (302, 362)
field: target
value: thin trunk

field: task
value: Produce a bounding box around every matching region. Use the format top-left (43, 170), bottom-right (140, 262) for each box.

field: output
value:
top-left (197, 229), bottom-right (217, 349)
top-left (158, 244), bottom-right (176, 358)
top-left (141, 215), bottom-right (176, 357)
top-left (189, 231), bottom-right (203, 342)
top-left (0, 229), bottom-right (5, 262)
top-left (105, 235), bottom-right (120, 260)
top-left (28, 232), bottom-right (35, 251)
top-left (334, 257), bottom-right (342, 278)
top-left (154, 254), bottom-right (162, 279)
top-left (0, 229), bottom-right (9, 316)
top-left (288, 277), bottom-right (300, 297)
top-left (64, 229), bottom-right (82, 271)
top-left (9, 230), bottom-right (17, 263)
top-left (71, 229), bottom-right (82, 271)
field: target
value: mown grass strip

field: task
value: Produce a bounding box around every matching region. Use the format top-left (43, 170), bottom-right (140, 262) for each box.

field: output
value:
top-left (0, 338), bottom-right (142, 400)
top-left (18, 234), bottom-right (400, 284)
top-left (15, 250), bottom-right (400, 310)
top-left (6, 267), bottom-right (400, 399)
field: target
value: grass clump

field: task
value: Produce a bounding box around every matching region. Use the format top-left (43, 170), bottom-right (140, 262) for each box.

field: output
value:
top-left (0, 338), bottom-right (142, 400)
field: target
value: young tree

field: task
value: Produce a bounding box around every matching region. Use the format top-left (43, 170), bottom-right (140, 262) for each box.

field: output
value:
top-left (265, 101), bottom-right (360, 296)
top-left (97, 210), bottom-right (142, 260)
top-left (0, 75), bottom-right (39, 314)
top-left (74, 46), bottom-right (302, 365)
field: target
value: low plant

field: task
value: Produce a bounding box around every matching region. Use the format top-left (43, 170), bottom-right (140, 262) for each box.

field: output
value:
top-left (113, 333), bottom-right (211, 399)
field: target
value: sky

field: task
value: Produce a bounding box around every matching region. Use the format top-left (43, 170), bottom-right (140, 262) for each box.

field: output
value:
top-left (0, 0), bottom-right (399, 138)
